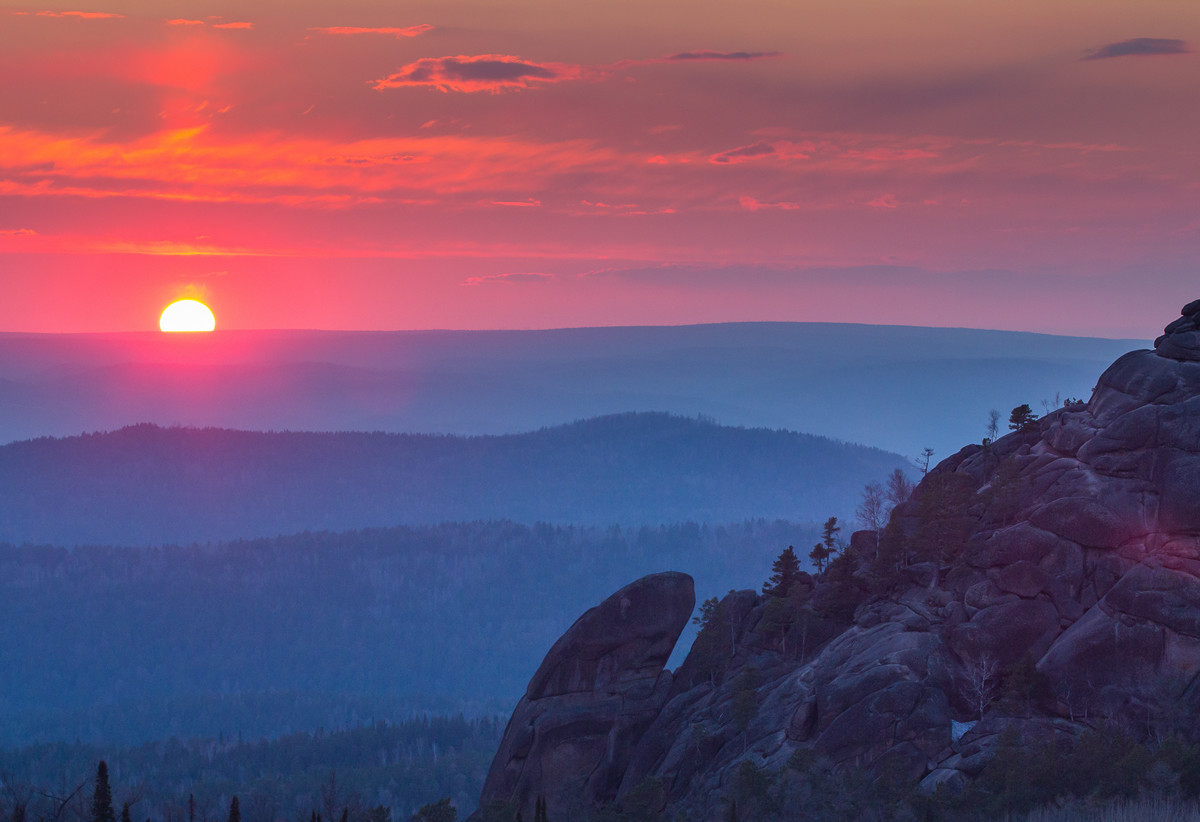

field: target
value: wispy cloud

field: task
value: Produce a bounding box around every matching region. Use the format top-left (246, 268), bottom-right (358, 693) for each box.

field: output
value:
top-left (212, 21), bottom-right (253, 30)
top-left (666, 50), bottom-right (781, 61)
top-left (0, 227), bottom-right (37, 236)
top-left (374, 54), bottom-right (581, 93)
top-left (35, 9), bottom-right (122, 18)
top-left (310, 24), bottom-right (433, 38)
top-left (739, 196), bottom-right (799, 211)
top-left (166, 18), bottom-right (204, 26)
top-left (710, 141), bottom-right (779, 164)
top-left (490, 198), bottom-right (542, 207)
top-left (1083, 37), bottom-right (1192, 60)
top-left (463, 271), bottom-right (555, 286)
top-left (0, 124), bottom-right (627, 207)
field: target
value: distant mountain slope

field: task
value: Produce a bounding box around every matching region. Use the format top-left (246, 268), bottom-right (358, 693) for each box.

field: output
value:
top-left (0, 323), bottom-right (1144, 459)
top-left (0, 414), bottom-right (906, 546)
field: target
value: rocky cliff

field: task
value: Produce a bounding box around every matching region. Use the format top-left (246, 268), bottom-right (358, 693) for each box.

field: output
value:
top-left (476, 300), bottom-right (1200, 820)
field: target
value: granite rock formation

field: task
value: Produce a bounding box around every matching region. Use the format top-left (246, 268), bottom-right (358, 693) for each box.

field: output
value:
top-left (477, 572), bottom-right (694, 820)
top-left (477, 301), bottom-right (1200, 819)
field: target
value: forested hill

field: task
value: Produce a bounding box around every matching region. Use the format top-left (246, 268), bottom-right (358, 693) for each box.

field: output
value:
top-left (0, 519), bottom-right (817, 747)
top-left (0, 413), bottom-right (907, 546)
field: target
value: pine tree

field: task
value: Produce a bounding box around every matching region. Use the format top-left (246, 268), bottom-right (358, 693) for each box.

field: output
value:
top-left (188, 795), bottom-right (195, 822)
top-left (1008, 403), bottom-right (1038, 432)
top-left (808, 542), bottom-right (830, 574)
top-left (692, 596), bottom-right (721, 627)
top-left (821, 516), bottom-right (841, 554)
top-left (121, 804), bottom-right (132, 822)
top-left (762, 546), bottom-right (801, 596)
top-left (533, 796), bottom-right (547, 822)
top-left (228, 797), bottom-right (241, 822)
top-left (92, 762), bottom-right (116, 822)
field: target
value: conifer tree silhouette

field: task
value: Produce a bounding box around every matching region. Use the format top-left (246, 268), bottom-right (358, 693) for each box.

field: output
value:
top-left (91, 762), bottom-right (116, 822)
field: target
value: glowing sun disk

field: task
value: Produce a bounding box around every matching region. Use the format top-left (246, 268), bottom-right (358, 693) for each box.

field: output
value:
top-left (159, 299), bottom-right (216, 332)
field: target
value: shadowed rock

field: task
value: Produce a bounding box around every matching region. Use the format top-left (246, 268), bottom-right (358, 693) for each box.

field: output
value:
top-left (477, 572), bottom-right (694, 820)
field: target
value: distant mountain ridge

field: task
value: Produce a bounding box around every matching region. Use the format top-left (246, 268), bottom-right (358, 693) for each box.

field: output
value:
top-left (0, 413), bottom-right (907, 546)
top-left (0, 323), bottom-right (1144, 458)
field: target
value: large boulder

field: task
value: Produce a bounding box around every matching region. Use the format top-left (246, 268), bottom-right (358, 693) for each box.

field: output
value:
top-left (476, 572), bottom-right (694, 820)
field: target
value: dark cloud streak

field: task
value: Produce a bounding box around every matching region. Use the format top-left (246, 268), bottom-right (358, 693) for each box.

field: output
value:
top-left (1083, 37), bottom-right (1192, 60)
top-left (374, 54), bottom-right (574, 92)
top-left (709, 141), bottom-right (777, 164)
top-left (667, 50), bottom-right (781, 61)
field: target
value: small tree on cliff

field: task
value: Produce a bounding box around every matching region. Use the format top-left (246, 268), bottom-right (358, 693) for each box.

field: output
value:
top-left (886, 468), bottom-right (915, 509)
top-left (693, 596), bottom-right (721, 627)
top-left (985, 409), bottom-right (1001, 444)
top-left (821, 517), bottom-right (841, 554)
top-left (227, 798), bottom-right (240, 822)
top-left (867, 519), bottom-right (909, 593)
top-left (763, 546), bottom-right (802, 596)
top-left (809, 517), bottom-right (842, 575)
top-left (856, 482), bottom-right (887, 534)
top-left (1009, 404), bottom-right (1039, 432)
top-left (808, 542), bottom-right (830, 574)
top-left (759, 595), bottom-right (798, 655)
top-left (814, 552), bottom-right (864, 622)
top-left (687, 597), bottom-right (734, 687)
top-left (918, 448), bottom-right (935, 475)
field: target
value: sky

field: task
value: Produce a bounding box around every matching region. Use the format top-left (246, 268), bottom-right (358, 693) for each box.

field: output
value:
top-left (0, 0), bottom-right (1197, 336)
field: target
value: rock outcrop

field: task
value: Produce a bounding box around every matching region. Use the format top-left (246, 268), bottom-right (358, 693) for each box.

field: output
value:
top-left (477, 572), bottom-right (695, 820)
top-left (477, 301), bottom-right (1200, 819)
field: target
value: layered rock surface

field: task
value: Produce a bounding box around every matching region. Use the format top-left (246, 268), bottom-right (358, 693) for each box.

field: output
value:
top-left (477, 301), bottom-right (1200, 819)
top-left (477, 572), bottom-right (694, 820)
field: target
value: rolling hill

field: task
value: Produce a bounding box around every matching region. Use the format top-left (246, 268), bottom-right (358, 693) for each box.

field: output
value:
top-left (0, 413), bottom-right (907, 546)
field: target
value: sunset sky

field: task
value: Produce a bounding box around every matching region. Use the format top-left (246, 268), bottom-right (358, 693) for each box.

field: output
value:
top-left (1, 0), bottom-right (1196, 335)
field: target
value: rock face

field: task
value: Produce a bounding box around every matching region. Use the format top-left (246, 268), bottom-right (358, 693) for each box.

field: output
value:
top-left (477, 301), bottom-right (1200, 819)
top-left (477, 572), bottom-right (695, 820)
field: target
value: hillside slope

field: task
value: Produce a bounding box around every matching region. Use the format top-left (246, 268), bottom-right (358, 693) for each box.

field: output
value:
top-left (0, 413), bottom-right (905, 546)
top-left (0, 520), bottom-right (815, 746)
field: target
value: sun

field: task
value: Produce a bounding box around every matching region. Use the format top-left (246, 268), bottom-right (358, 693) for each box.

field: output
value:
top-left (159, 299), bottom-right (216, 333)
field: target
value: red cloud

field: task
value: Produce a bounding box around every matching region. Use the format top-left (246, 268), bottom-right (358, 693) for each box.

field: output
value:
top-left (311, 24), bottom-right (433, 37)
top-left (374, 54), bottom-right (582, 93)
top-left (212, 21), bottom-right (253, 29)
top-left (166, 18), bottom-right (205, 26)
top-left (739, 196), bottom-right (800, 211)
top-left (35, 10), bottom-right (122, 18)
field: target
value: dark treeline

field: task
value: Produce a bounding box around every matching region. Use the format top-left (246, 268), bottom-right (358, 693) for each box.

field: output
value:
top-left (0, 519), bottom-right (817, 747)
top-left (0, 413), bottom-right (907, 546)
top-left (0, 717), bottom-right (501, 822)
